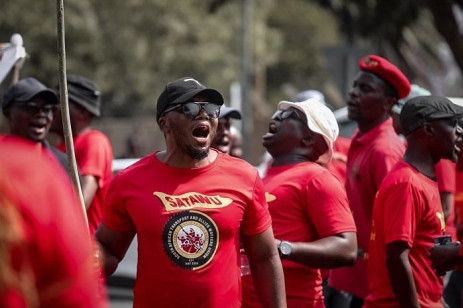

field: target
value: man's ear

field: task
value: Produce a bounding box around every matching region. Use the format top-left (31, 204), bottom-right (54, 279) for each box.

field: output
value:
top-left (423, 123), bottom-right (434, 136)
top-left (158, 117), bottom-right (170, 133)
top-left (384, 96), bottom-right (397, 112)
top-left (301, 135), bottom-right (314, 147)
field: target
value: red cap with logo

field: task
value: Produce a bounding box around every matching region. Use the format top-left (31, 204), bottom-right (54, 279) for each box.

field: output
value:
top-left (358, 54), bottom-right (411, 99)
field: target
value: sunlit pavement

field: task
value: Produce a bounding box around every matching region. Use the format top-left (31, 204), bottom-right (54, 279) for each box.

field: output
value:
top-left (108, 285), bottom-right (133, 308)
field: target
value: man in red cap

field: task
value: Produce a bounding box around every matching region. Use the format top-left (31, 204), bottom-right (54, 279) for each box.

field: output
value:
top-left (328, 55), bottom-right (410, 307)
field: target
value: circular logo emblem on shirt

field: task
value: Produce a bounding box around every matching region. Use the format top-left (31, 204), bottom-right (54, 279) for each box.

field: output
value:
top-left (163, 210), bottom-right (219, 270)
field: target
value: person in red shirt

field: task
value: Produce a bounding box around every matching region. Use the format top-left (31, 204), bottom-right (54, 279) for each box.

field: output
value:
top-left (294, 89), bottom-right (352, 183)
top-left (390, 84), bottom-right (457, 242)
top-left (51, 74), bottom-right (114, 235)
top-left (365, 95), bottom-right (463, 308)
top-left (242, 98), bottom-right (357, 308)
top-left (1, 77), bottom-right (77, 179)
top-left (328, 55), bottom-right (411, 307)
top-left (0, 136), bottom-right (108, 307)
top-left (96, 77), bottom-right (286, 308)
top-left (434, 138), bottom-right (463, 308)
top-left (211, 104), bottom-right (242, 155)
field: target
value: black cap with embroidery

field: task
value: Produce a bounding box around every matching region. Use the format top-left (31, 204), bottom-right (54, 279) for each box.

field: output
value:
top-left (400, 95), bottom-right (463, 136)
top-left (156, 77), bottom-right (224, 121)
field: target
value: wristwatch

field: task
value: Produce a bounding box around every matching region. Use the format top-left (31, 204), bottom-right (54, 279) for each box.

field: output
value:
top-left (278, 240), bottom-right (292, 259)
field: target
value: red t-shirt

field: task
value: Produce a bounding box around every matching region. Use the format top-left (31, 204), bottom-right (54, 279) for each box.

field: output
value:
top-left (326, 136), bottom-right (351, 183)
top-left (364, 161), bottom-right (444, 308)
top-left (435, 159), bottom-right (456, 240)
top-left (242, 162), bottom-right (356, 308)
top-left (329, 119), bottom-right (405, 298)
top-left (58, 130), bottom-right (114, 234)
top-left (455, 159), bottom-right (463, 243)
top-left (102, 150), bottom-right (271, 308)
top-left (0, 136), bottom-right (108, 307)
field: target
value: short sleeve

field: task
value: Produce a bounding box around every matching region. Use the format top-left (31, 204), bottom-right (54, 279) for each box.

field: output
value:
top-left (76, 132), bottom-right (112, 187)
top-left (240, 173), bottom-right (272, 236)
top-left (305, 171), bottom-right (357, 238)
top-left (101, 173), bottom-right (136, 233)
top-left (381, 183), bottom-right (418, 247)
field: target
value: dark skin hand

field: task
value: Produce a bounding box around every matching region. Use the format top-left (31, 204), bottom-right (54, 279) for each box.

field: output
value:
top-left (429, 241), bottom-right (461, 276)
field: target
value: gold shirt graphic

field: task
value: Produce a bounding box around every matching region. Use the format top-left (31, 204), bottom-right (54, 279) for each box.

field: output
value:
top-left (154, 192), bottom-right (233, 211)
top-left (265, 192), bottom-right (276, 202)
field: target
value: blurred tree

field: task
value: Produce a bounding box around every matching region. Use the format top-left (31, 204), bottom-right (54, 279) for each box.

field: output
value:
top-left (318, 0), bottom-right (463, 95)
top-left (1, 0), bottom-right (279, 116)
top-left (264, 0), bottom-right (340, 109)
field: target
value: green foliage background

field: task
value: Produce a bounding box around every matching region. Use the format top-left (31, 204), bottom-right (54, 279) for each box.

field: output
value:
top-left (1, 0), bottom-right (339, 117)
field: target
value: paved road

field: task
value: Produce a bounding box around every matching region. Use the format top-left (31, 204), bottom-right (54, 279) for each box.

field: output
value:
top-left (108, 286), bottom-right (133, 308)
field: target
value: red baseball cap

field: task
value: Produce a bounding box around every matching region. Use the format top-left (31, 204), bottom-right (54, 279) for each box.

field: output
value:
top-left (358, 55), bottom-right (411, 99)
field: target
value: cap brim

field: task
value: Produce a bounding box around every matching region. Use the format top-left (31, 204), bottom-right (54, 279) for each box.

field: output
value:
top-left (17, 89), bottom-right (58, 105)
top-left (68, 93), bottom-right (101, 117)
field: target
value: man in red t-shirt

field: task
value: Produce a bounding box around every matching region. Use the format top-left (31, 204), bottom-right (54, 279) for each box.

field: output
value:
top-left (390, 84), bottom-right (457, 242)
top-left (242, 98), bottom-right (357, 308)
top-left (365, 95), bottom-right (463, 308)
top-left (1, 77), bottom-right (76, 179)
top-left (0, 136), bottom-right (108, 307)
top-left (51, 75), bottom-right (114, 234)
top-left (328, 55), bottom-right (411, 307)
top-left (96, 77), bottom-right (286, 308)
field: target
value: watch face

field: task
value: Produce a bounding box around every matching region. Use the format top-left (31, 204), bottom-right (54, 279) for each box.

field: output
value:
top-left (280, 241), bottom-right (291, 255)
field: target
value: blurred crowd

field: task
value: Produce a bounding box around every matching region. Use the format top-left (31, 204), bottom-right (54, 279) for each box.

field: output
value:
top-left (2, 51), bottom-right (463, 308)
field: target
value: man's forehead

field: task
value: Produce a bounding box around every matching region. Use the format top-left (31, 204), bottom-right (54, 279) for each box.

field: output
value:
top-left (355, 70), bottom-right (386, 85)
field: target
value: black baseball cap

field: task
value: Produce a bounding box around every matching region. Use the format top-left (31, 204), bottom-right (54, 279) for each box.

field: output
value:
top-left (156, 77), bottom-right (224, 121)
top-left (400, 95), bottom-right (463, 136)
top-left (61, 74), bottom-right (101, 117)
top-left (2, 77), bottom-right (58, 114)
top-left (219, 105), bottom-right (241, 120)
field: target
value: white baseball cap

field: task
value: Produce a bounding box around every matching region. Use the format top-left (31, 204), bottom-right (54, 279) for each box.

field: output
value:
top-left (278, 98), bottom-right (339, 164)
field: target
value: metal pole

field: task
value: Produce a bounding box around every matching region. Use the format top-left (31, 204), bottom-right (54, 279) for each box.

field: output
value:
top-left (56, 0), bottom-right (87, 225)
top-left (241, 0), bottom-right (253, 161)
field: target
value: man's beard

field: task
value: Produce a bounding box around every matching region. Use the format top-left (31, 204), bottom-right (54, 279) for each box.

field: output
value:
top-left (186, 145), bottom-right (209, 160)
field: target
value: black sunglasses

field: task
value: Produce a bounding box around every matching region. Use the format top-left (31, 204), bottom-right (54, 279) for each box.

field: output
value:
top-left (272, 109), bottom-right (303, 122)
top-left (163, 102), bottom-right (221, 119)
top-left (13, 101), bottom-right (57, 115)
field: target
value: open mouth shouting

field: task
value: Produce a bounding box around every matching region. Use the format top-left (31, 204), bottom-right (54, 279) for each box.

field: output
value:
top-left (262, 122), bottom-right (278, 145)
top-left (192, 123), bottom-right (211, 145)
top-left (28, 120), bottom-right (50, 140)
